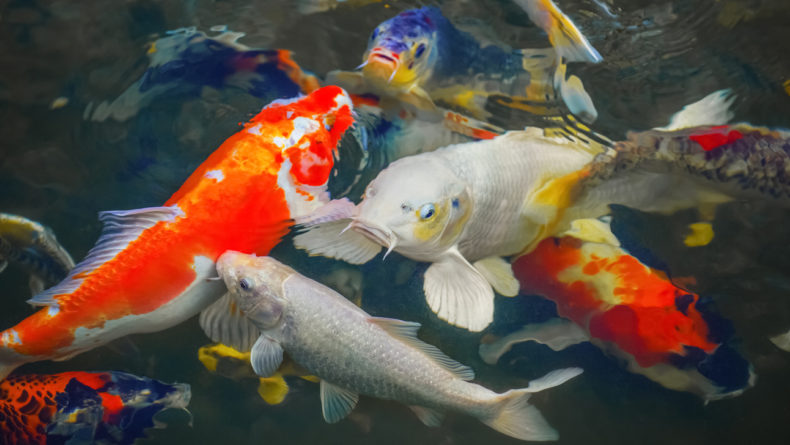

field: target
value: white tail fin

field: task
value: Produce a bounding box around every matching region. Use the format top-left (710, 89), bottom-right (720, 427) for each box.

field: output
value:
top-left (482, 367), bottom-right (582, 441)
top-left (658, 89), bottom-right (735, 131)
top-left (482, 389), bottom-right (558, 441)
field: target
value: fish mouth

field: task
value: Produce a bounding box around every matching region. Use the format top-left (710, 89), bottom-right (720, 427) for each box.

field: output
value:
top-left (365, 48), bottom-right (399, 71)
top-left (350, 218), bottom-right (397, 258)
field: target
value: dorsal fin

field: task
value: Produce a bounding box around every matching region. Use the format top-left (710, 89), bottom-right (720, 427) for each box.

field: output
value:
top-left (369, 317), bottom-right (475, 380)
top-left (27, 206), bottom-right (184, 306)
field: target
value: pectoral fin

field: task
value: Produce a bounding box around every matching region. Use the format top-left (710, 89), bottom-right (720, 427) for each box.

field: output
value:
top-left (398, 86), bottom-right (437, 111)
top-left (326, 70), bottom-right (369, 94)
top-left (424, 248), bottom-right (495, 332)
top-left (479, 319), bottom-right (589, 365)
top-left (473, 257), bottom-right (519, 297)
top-left (199, 292), bottom-right (260, 352)
top-left (293, 199), bottom-right (381, 264)
top-left (320, 381), bottom-right (359, 423)
top-left (250, 335), bottom-right (283, 377)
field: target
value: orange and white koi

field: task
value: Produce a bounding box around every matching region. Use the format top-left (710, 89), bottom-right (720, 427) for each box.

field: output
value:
top-left (0, 85), bottom-right (354, 380)
top-left (481, 223), bottom-right (755, 400)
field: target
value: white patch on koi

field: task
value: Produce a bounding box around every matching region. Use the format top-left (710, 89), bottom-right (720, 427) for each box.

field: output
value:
top-left (266, 95), bottom-right (305, 109)
top-left (2, 329), bottom-right (22, 346)
top-left (273, 117), bottom-right (321, 149)
top-left (332, 91), bottom-right (353, 112)
top-left (168, 204), bottom-right (186, 220)
top-left (247, 123), bottom-right (263, 135)
top-left (276, 158), bottom-right (330, 219)
top-left (205, 169), bottom-right (225, 183)
top-left (47, 303), bottom-right (60, 317)
top-left (67, 255), bottom-right (223, 354)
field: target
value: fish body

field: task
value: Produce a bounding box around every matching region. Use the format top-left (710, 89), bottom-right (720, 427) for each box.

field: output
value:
top-left (483, 225), bottom-right (755, 400)
top-left (0, 213), bottom-right (75, 295)
top-left (296, 129), bottom-right (598, 331)
top-left (0, 371), bottom-right (190, 444)
top-left (89, 27), bottom-right (320, 122)
top-left (295, 92), bottom-right (790, 332)
top-left (334, 6), bottom-right (598, 123)
top-left (216, 251), bottom-right (582, 441)
top-left (0, 86), bottom-right (354, 380)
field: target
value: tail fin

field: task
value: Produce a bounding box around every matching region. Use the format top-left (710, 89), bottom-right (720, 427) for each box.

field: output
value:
top-left (482, 389), bottom-right (558, 441)
top-left (482, 367), bottom-right (582, 441)
top-left (657, 89), bottom-right (735, 131)
top-left (515, 0), bottom-right (603, 64)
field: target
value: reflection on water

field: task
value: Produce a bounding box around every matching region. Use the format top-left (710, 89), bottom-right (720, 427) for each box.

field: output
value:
top-left (1, 1), bottom-right (790, 444)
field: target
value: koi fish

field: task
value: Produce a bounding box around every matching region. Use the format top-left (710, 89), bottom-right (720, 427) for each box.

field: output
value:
top-left (216, 251), bottom-right (583, 441)
top-left (198, 343), bottom-right (318, 405)
top-left (479, 218), bottom-right (755, 400)
top-left (294, 90), bottom-right (790, 332)
top-left (330, 6), bottom-right (599, 124)
top-left (88, 27), bottom-right (320, 122)
top-left (0, 371), bottom-right (190, 444)
top-left (0, 213), bottom-right (74, 295)
top-left (0, 85), bottom-right (355, 380)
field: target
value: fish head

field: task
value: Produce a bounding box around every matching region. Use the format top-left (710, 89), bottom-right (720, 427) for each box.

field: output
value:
top-left (217, 251), bottom-right (294, 329)
top-left (352, 156), bottom-right (472, 259)
top-left (361, 7), bottom-right (440, 91)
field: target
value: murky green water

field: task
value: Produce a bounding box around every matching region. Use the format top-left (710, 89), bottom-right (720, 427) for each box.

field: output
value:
top-left (2, 1), bottom-right (790, 443)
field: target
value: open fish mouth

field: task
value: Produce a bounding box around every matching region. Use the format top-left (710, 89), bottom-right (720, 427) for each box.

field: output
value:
top-left (350, 218), bottom-right (397, 257)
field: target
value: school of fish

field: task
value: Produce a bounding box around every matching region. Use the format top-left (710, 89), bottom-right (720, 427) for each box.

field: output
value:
top-left (2, 1), bottom-right (790, 444)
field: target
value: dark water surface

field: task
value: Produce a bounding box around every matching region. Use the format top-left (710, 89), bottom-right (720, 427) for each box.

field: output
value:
top-left (2, 1), bottom-right (790, 444)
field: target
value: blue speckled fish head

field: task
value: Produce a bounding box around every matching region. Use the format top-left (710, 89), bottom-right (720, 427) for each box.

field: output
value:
top-left (361, 7), bottom-right (442, 88)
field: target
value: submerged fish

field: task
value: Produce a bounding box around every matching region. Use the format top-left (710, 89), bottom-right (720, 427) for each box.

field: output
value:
top-left (216, 251), bottom-right (582, 441)
top-left (0, 371), bottom-right (190, 444)
top-left (198, 342), bottom-right (318, 405)
top-left (479, 218), bottom-right (755, 401)
top-left (0, 213), bottom-right (75, 295)
top-left (295, 90), bottom-right (790, 331)
top-left (0, 86), bottom-right (355, 380)
top-left (331, 6), bottom-right (599, 124)
top-left (88, 27), bottom-right (320, 122)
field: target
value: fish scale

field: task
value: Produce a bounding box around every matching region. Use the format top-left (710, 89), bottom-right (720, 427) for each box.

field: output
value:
top-left (281, 276), bottom-right (488, 410)
top-left (437, 132), bottom-right (594, 259)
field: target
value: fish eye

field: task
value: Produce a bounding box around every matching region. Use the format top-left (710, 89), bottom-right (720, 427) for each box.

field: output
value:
top-left (418, 203), bottom-right (435, 220)
top-left (415, 43), bottom-right (426, 59)
top-left (239, 278), bottom-right (253, 291)
top-left (370, 28), bottom-right (379, 41)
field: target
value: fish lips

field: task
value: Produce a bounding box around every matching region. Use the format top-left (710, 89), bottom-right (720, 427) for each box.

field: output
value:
top-left (349, 218), bottom-right (397, 258)
top-left (365, 49), bottom-right (399, 71)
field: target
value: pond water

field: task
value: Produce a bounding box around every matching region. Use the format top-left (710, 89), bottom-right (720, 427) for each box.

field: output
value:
top-left (1, 1), bottom-right (790, 444)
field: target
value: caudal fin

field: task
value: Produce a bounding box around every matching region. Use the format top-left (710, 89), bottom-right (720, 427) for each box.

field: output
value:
top-left (482, 389), bottom-right (558, 441)
top-left (482, 367), bottom-right (583, 441)
top-left (515, 0), bottom-right (602, 64)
